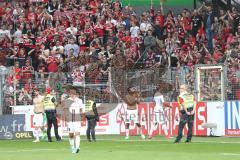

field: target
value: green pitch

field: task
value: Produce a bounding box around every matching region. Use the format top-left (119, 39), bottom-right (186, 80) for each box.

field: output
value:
top-left (1, 136), bottom-right (240, 160)
top-left (119, 0), bottom-right (193, 7)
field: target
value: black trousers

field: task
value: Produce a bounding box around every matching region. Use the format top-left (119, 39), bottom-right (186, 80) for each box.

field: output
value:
top-left (86, 118), bottom-right (97, 141)
top-left (45, 110), bottom-right (60, 141)
top-left (176, 108), bottom-right (194, 142)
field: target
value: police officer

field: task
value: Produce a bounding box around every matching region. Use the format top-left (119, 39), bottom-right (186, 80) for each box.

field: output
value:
top-left (85, 95), bottom-right (99, 142)
top-left (174, 84), bottom-right (196, 143)
top-left (43, 87), bottom-right (61, 142)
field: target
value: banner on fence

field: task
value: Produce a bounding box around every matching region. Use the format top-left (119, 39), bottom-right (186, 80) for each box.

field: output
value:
top-left (0, 114), bottom-right (25, 139)
top-left (10, 101), bottom-right (240, 137)
top-left (225, 101), bottom-right (240, 136)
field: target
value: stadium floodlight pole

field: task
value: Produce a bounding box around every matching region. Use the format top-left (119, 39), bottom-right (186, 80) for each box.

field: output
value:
top-left (194, 0), bottom-right (197, 9)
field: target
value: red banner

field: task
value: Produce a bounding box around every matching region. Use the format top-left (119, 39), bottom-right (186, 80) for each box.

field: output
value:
top-left (113, 102), bottom-right (208, 136)
top-left (195, 102), bottom-right (207, 135)
top-left (138, 103), bottom-right (149, 135)
top-left (149, 102), bottom-right (159, 136)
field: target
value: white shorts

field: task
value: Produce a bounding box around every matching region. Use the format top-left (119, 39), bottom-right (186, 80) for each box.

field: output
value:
top-left (153, 107), bottom-right (167, 124)
top-left (125, 109), bottom-right (139, 123)
top-left (68, 121), bottom-right (81, 133)
top-left (33, 113), bottom-right (44, 127)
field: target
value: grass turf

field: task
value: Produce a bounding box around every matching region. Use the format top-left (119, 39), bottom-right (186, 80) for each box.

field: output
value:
top-left (1, 135), bottom-right (240, 160)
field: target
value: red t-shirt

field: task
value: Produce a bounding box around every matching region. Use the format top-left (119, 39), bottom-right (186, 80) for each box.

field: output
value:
top-left (47, 56), bottom-right (59, 72)
top-left (94, 25), bottom-right (105, 37)
top-left (22, 66), bottom-right (33, 79)
top-left (89, 1), bottom-right (98, 14)
top-left (0, 7), bottom-right (5, 18)
top-left (183, 17), bottom-right (192, 31)
top-left (121, 36), bottom-right (131, 43)
top-left (155, 15), bottom-right (164, 27)
top-left (213, 52), bottom-right (223, 61)
top-left (15, 67), bottom-right (22, 80)
top-left (178, 26), bottom-right (185, 39)
top-left (117, 30), bottom-right (125, 39)
top-left (27, 12), bottom-right (36, 21)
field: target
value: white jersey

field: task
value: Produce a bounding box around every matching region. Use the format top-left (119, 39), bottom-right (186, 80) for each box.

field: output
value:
top-left (153, 94), bottom-right (166, 124)
top-left (153, 95), bottom-right (164, 112)
top-left (67, 97), bottom-right (83, 133)
top-left (68, 97), bottom-right (84, 122)
top-left (69, 97), bottom-right (83, 114)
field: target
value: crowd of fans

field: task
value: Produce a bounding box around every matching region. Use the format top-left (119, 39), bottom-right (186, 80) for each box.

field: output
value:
top-left (0, 0), bottom-right (240, 109)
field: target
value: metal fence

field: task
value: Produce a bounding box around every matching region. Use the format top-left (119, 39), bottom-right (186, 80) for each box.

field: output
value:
top-left (0, 64), bottom-right (239, 115)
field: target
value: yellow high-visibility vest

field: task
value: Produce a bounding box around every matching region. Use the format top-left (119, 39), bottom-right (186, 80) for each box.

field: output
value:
top-left (43, 94), bottom-right (55, 110)
top-left (85, 100), bottom-right (94, 113)
top-left (178, 93), bottom-right (195, 110)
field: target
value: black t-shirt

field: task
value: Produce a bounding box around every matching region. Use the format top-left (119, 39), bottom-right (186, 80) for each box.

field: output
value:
top-left (160, 55), bottom-right (169, 66)
top-left (170, 56), bottom-right (178, 67)
top-left (28, 49), bottom-right (40, 71)
top-left (192, 15), bottom-right (202, 31)
top-left (100, 62), bottom-right (110, 71)
top-left (154, 53), bottom-right (161, 62)
top-left (153, 24), bottom-right (163, 40)
top-left (47, 2), bottom-right (59, 15)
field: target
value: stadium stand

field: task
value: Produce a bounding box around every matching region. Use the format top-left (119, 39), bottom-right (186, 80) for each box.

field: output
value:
top-left (0, 0), bottom-right (239, 114)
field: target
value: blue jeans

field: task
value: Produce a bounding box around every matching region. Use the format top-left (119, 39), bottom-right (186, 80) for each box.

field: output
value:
top-left (206, 29), bottom-right (213, 53)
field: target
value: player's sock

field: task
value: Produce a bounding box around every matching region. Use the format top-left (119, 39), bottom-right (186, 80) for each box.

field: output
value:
top-left (162, 124), bottom-right (169, 139)
top-left (125, 129), bottom-right (129, 139)
top-left (139, 126), bottom-right (145, 139)
top-left (38, 128), bottom-right (42, 140)
top-left (148, 128), bottom-right (153, 138)
top-left (126, 129), bottom-right (129, 137)
top-left (149, 124), bottom-right (156, 138)
top-left (75, 135), bottom-right (80, 150)
top-left (162, 124), bottom-right (168, 135)
top-left (69, 138), bottom-right (75, 151)
top-left (42, 130), bottom-right (47, 140)
top-left (34, 129), bottom-right (40, 141)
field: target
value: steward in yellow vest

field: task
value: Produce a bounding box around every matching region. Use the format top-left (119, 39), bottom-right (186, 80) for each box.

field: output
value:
top-left (43, 87), bottom-right (61, 142)
top-left (43, 94), bottom-right (56, 111)
top-left (85, 96), bottom-right (99, 142)
top-left (174, 84), bottom-right (196, 143)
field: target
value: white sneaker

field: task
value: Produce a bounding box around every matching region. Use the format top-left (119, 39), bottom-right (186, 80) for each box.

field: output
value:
top-left (32, 139), bottom-right (40, 143)
top-left (71, 148), bottom-right (76, 154)
top-left (125, 136), bottom-right (129, 140)
top-left (141, 135), bottom-right (146, 139)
